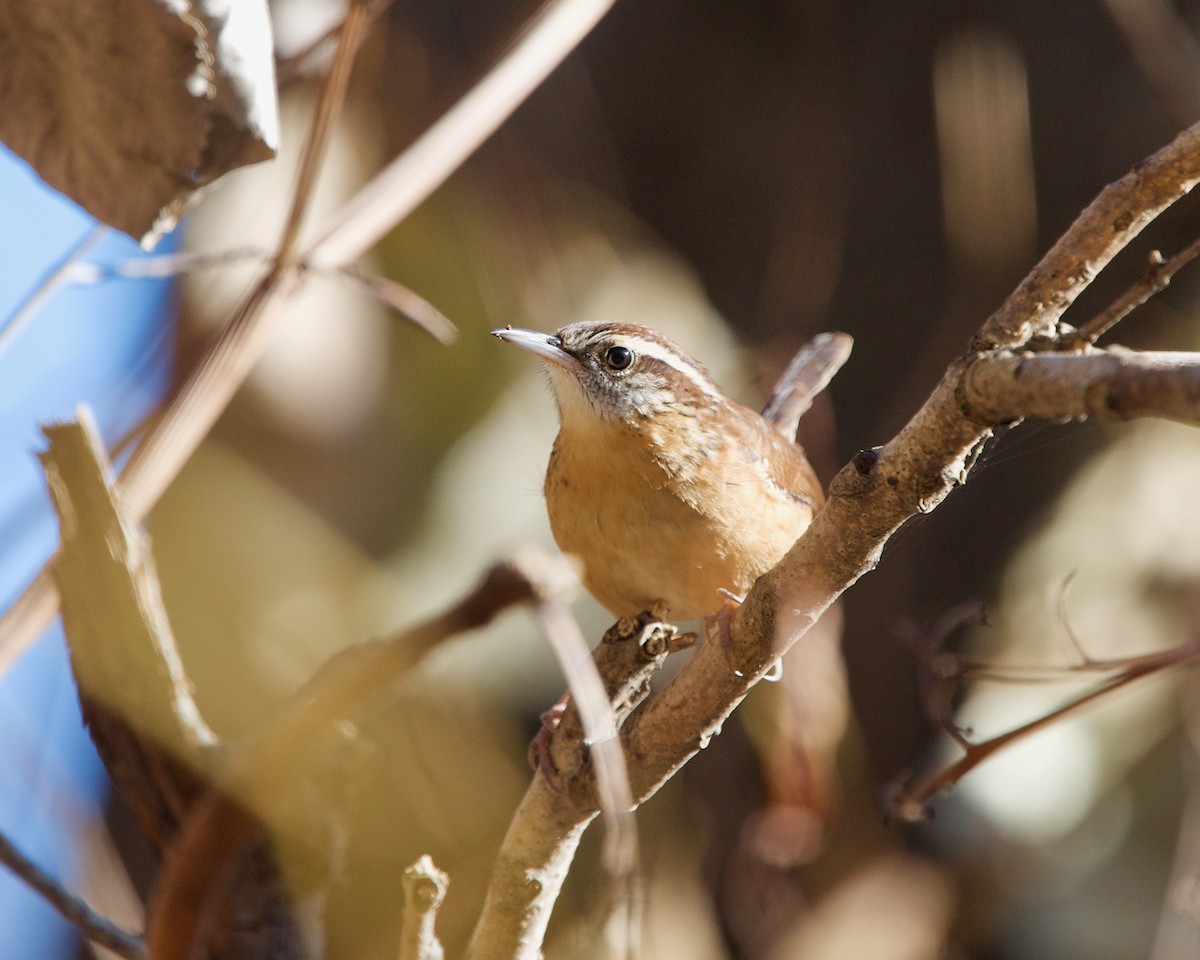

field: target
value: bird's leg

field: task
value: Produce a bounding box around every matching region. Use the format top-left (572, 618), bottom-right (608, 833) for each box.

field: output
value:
top-left (530, 607), bottom-right (681, 790)
top-left (705, 588), bottom-right (784, 681)
top-left (705, 589), bottom-right (746, 676)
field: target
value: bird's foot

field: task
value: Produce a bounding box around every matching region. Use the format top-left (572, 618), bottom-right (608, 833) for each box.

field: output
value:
top-left (706, 590), bottom-right (746, 677)
top-left (704, 589), bottom-right (784, 681)
top-left (528, 693), bottom-right (570, 792)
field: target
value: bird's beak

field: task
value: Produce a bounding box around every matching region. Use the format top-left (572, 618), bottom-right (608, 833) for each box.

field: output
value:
top-left (491, 327), bottom-right (579, 370)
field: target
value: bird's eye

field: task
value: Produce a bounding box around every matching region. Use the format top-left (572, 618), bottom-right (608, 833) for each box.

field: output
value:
top-left (604, 345), bottom-right (633, 370)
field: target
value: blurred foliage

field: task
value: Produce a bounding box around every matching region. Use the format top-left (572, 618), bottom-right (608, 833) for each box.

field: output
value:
top-left (138, 0), bottom-right (1200, 958)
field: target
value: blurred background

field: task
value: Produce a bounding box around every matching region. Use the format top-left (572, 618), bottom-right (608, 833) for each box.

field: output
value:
top-left (5, 0), bottom-right (1200, 957)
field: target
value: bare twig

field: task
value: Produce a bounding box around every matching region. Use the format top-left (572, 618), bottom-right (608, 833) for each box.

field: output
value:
top-left (533, 600), bottom-right (640, 960)
top-left (467, 116), bottom-right (1200, 960)
top-left (0, 225), bottom-right (105, 359)
top-left (337, 266), bottom-right (457, 342)
top-left (976, 123), bottom-right (1200, 348)
top-left (63, 246), bottom-right (263, 281)
top-left (145, 548), bottom-right (576, 960)
top-left (275, 0), bottom-right (395, 86)
top-left (275, 0), bottom-right (370, 264)
top-left (399, 856), bottom-right (450, 960)
top-left (304, 0), bottom-right (618, 271)
top-left (886, 636), bottom-right (1200, 821)
top-left (1070, 236), bottom-right (1200, 346)
top-left (0, 830), bottom-right (146, 960)
top-left (1054, 571), bottom-right (1093, 666)
top-left (0, 0), bottom-right (615, 679)
top-left (61, 247), bottom-right (457, 342)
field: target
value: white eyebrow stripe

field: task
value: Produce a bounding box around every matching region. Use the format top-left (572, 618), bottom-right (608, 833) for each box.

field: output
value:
top-left (608, 335), bottom-right (722, 400)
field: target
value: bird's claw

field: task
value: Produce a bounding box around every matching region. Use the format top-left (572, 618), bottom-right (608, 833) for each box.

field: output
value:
top-left (528, 693), bottom-right (570, 792)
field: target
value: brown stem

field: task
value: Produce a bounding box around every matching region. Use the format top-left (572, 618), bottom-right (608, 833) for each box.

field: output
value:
top-left (888, 637), bottom-right (1200, 820)
top-left (0, 831), bottom-right (145, 960)
top-left (1071, 235), bottom-right (1200, 346)
top-left (145, 550), bottom-right (570, 960)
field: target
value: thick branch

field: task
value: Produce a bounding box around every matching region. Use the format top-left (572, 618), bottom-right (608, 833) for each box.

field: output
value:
top-left (964, 348), bottom-right (1200, 425)
top-left (467, 615), bottom-right (678, 960)
top-left (468, 117), bottom-right (1200, 958)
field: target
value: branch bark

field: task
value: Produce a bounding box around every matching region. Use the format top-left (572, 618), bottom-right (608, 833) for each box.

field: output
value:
top-left (963, 348), bottom-right (1200, 425)
top-left (466, 119), bottom-right (1200, 959)
top-left (399, 856), bottom-right (450, 960)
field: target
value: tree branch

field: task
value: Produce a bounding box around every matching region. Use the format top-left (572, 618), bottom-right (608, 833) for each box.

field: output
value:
top-left (886, 636), bottom-right (1200, 821)
top-left (399, 856), bottom-right (450, 960)
top-left (466, 116), bottom-right (1200, 959)
top-left (963, 348), bottom-right (1200, 425)
top-left (1071, 235), bottom-right (1200, 345)
top-left (145, 547), bottom-right (577, 960)
top-left (0, 830), bottom-right (146, 960)
top-left (975, 121), bottom-right (1200, 348)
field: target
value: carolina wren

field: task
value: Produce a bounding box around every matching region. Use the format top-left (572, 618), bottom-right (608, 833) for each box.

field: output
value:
top-left (493, 321), bottom-right (848, 621)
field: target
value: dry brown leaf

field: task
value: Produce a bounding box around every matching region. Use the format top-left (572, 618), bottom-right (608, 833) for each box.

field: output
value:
top-left (0, 0), bottom-right (278, 244)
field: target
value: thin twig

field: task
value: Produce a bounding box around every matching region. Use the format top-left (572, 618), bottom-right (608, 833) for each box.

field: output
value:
top-left (275, 0), bottom-right (370, 264)
top-left (887, 636), bottom-right (1200, 821)
top-left (145, 548), bottom-right (575, 960)
top-left (399, 855), bottom-right (449, 960)
top-left (1054, 571), bottom-right (1093, 666)
top-left (337, 266), bottom-right (457, 342)
top-left (275, 0), bottom-right (395, 87)
top-left (60, 247), bottom-right (457, 342)
top-left (0, 830), bottom-right (146, 960)
top-left (0, 0), bottom-right (611, 677)
top-left (63, 247), bottom-right (263, 281)
top-left (1070, 235), bottom-right (1200, 346)
top-left (0, 225), bottom-right (106, 359)
top-left (533, 600), bottom-right (641, 960)
top-left (304, 0), bottom-right (618, 270)
top-left (977, 123), bottom-right (1200, 348)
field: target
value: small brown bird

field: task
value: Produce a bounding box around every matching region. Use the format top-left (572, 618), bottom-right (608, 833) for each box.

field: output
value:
top-left (493, 321), bottom-right (849, 621)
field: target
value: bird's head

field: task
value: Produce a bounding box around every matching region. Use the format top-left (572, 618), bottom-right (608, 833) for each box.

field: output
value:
top-left (492, 321), bottom-right (722, 428)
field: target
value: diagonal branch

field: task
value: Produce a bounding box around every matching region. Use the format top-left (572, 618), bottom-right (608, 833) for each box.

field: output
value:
top-left (0, 830), bottom-right (145, 960)
top-left (0, 0), bottom-right (614, 679)
top-left (1070, 235), bottom-right (1200, 346)
top-left (145, 548), bottom-right (577, 960)
top-left (976, 122), bottom-right (1200, 348)
top-left (886, 636), bottom-right (1200, 821)
top-left (466, 116), bottom-right (1200, 960)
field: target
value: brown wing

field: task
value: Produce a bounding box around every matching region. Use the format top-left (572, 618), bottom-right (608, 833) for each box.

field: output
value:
top-left (727, 400), bottom-right (825, 509)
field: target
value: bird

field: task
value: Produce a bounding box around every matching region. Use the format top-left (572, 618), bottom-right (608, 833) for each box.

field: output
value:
top-left (492, 321), bottom-right (849, 622)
